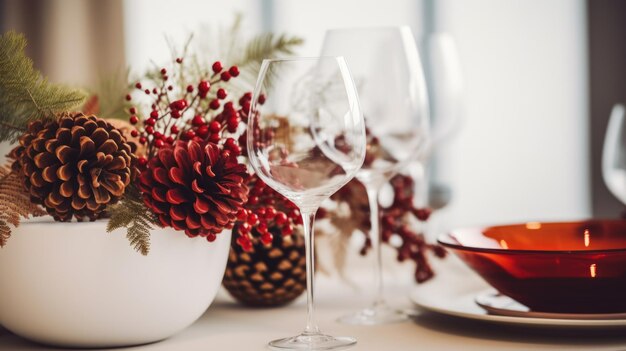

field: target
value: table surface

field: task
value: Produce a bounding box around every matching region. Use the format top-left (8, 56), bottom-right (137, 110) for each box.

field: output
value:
top-left (2, 260), bottom-right (626, 351)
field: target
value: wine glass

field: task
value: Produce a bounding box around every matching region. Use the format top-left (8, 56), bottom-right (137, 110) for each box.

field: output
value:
top-left (602, 104), bottom-right (626, 205)
top-left (321, 27), bottom-right (430, 325)
top-left (247, 57), bottom-right (366, 350)
top-left (419, 33), bottom-right (464, 235)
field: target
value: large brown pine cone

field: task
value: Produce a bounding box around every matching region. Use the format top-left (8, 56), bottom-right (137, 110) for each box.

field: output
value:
top-left (139, 140), bottom-right (249, 239)
top-left (223, 227), bottom-right (307, 307)
top-left (10, 113), bottom-right (137, 221)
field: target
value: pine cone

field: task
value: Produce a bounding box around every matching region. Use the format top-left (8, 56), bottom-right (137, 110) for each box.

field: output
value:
top-left (139, 140), bottom-right (249, 239)
top-left (223, 227), bottom-right (307, 307)
top-left (11, 113), bottom-right (137, 221)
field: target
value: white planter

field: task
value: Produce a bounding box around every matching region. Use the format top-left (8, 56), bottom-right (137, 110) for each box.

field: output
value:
top-left (0, 219), bottom-right (231, 348)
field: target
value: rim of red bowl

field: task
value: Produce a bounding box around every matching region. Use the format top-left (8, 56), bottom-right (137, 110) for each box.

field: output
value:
top-left (437, 219), bottom-right (626, 255)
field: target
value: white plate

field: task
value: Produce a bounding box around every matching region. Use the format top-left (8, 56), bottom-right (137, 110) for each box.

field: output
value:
top-left (410, 257), bottom-right (626, 329)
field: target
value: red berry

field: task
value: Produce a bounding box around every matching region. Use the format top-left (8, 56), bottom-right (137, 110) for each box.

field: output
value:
top-left (224, 101), bottom-right (235, 112)
top-left (209, 99), bottom-right (220, 110)
top-left (239, 222), bottom-right (251, 233)
top-left (167, 85), bottom-right (173, 91)
top-left (206, 233), bottom-right (216, 242)
top-left (166, 136), bottom-right (174, 144)
top-left (170, 99), bottom-right (188, 110)
top-left (264, 207), bottom-right (276, 219)
top-left (241, 101), bottom-right (251, 114)
top-left (171, 110), bottom-right (181, 118)
top-left (129, 107), bottom-right (137, 114)
top-left (155, 139), bottom-right (165, 148)
top-left (145, 118), bottom-right (156, 126)
top-left (197, 125), bottom-right (209, 138)
top-left (176, 57), bottom-right (183, 64)
top-left (198, 80), bottom-right (210, 93)
top-left (236, 209), bottom-right (248, 221)
top-left (288, 208), bottom-right (300, 219)
top-left (186, 85), bottom-right (194, 93)
top-left (160, 68), bottom-right (167, 75)
top-left (228, 66), bottom-right (240, 77)
top-left (138, 157), bottom-right (148, 167)
top-left (224, 137), bottom-right (237, 148)
top-left (247, 213), bottom-right (259, 225)
top-left (125, 94), bottom-right (132, 101)
top-left (135, 82), bottom-right (142, 89)
top-left (282, 225), bottom-right (294, 236)
top-left (150, 110), bottom-right (159, 119)
top-left (258, 94), bottom-right (266, 104)
top-left (139, 137), bottom-right (147, 144)
top-left (220, 71), bottom-right (231, 81)
top-left (129, 115), bottom-right (138, 124)
top-left (154, 131), bottom-right (163, 139)
top-left (415, 208), bottom-right (432, 221)
top-left (163, 75), bottom-right (169, 80)
top-left (274, 212), bottom-right (288, 225)
top-left (230, 145), bottom-right (241, 156)
top-left (170, 125), bottom-right (179, 134)
top-left (130, 130), bottom-right (139, 137)
top-left (260, 233), bottom-right (273, 245)
top-left (192, 115), bottom-right (205, 126)
top-left (257, 222), bottom-right (268, 234)
top-left (144, 89), bottom-right (150, 95)
top-left (145, 126), bottom-right (154, 134)
top-left (212, 61), bottom-right (223, 73)
top-left (248, 196), bottom-right (259, 205)
top-left (209, 121), bottom-right (221, 133)
top-left (217, 88), bottom-right (227, 99)
top-left (209, 133), bottom-right (221, 143)
top-left (185, 130), bottom-right (196, 139)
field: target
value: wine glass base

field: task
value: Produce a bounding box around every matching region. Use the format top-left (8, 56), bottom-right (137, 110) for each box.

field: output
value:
top-left (338, 303), bottom-right (409, 325)
top-left (268, 332), bottom-right (356, 350)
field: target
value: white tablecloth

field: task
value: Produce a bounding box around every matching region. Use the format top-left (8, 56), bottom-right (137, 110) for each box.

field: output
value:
top-left (2, 266), bottom-right (626, 351)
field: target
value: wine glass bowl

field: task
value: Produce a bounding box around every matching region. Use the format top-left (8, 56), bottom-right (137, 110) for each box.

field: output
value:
top-left (321, 26), bottom-right (430, 325)
top-left (248, 57), bottom-right (365, 350)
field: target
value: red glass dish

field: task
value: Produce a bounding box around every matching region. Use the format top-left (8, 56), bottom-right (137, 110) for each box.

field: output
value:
top-left (438, 220), bottom-right (626, 313)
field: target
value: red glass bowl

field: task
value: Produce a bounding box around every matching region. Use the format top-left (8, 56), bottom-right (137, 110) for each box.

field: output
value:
top-left (438, 220), bottom-right (626, 313)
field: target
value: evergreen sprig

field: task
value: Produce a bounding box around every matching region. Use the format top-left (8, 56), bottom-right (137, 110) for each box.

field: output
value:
top-left (106, 184), bottom-right (159, 255)
top-left (0, 31), bottom-right (87, 142)
top-left (0, 167), bottom-right (46, 246)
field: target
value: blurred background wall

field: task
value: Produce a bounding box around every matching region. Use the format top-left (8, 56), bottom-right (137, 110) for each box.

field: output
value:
top-left (1, 0), bottom-right (624, 232)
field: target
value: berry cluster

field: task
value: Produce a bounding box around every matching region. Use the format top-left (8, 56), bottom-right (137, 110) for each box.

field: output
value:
top-left (234, 174), bottom-right (302, 251)
top-left (125, 54), bottom-right (295, 249)
top-left (330, 174), bottom-right (445, 283)
top-left (125, 58), bottom-right (246, 165)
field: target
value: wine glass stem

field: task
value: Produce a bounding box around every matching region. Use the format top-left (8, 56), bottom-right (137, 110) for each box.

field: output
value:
top-left (366, 185), bottom-right (385, 307)
top-left (301, 210), bottom-right (320, 335)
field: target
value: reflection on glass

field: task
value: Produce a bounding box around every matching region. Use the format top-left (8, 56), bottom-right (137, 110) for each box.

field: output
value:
top-left (602, 104), bottom-right (626, 205)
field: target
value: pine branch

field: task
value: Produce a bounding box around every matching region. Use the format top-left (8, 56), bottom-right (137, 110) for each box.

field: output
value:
top-left (0, 166), bottom-right (46, 246)
top-left (0, 31), bottom-right (87, 142)
top-left (88, 67), bottom-right (131, 120)
top-left (106, 184), bottom-right (158, 255)
top-left (235, 33), bottom-right (303, 90)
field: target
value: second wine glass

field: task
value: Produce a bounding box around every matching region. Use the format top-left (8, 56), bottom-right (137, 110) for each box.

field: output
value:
top-left (321, 26), bottom-right (430, 325)
top-left (248, 57), bottom-right (366, 350)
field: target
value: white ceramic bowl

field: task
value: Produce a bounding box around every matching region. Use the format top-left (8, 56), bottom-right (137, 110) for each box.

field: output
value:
top-left (0, 219), bottom-right (231, 348)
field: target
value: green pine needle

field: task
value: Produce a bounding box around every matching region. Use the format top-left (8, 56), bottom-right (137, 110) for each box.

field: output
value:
top-left (0, 31), bottom-right (87, 142)
top-left (106, 185), bottom-right (158, 255)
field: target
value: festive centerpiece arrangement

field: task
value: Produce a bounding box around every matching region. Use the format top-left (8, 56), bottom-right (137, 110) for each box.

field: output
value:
top-left (0, 19), bottom-right (444, 347)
